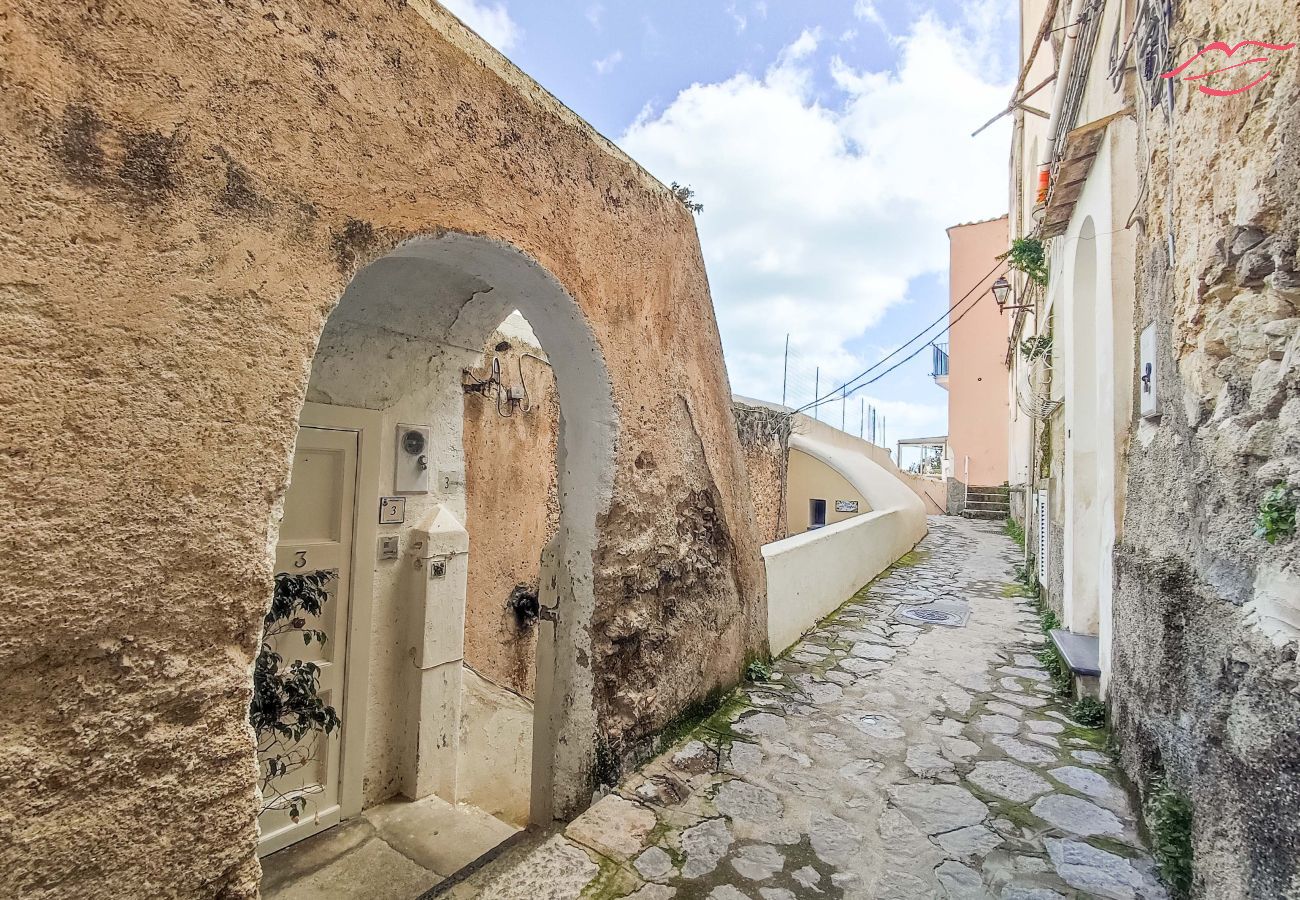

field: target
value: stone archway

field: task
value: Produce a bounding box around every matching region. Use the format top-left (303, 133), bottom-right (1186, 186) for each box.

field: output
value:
top-left (260, 232), bottom-right (617, 856)
top-left (2, 3), bottom-right (770, 894)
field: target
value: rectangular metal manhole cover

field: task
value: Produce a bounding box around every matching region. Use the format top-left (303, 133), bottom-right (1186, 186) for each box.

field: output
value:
top-left (892, 600), bottom-right (971, 628)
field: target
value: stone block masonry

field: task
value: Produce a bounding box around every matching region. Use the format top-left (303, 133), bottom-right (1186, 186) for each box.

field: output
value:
top-left (1107, 0), bottom-right (1300, 895)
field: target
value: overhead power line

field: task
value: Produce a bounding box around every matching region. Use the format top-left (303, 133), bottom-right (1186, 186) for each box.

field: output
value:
top-left (803, 291), bottom-right (989, 410)
top-left (793, 258), bottom-right (1005, 415)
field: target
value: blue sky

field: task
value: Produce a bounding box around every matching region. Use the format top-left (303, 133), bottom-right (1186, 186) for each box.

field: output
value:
top-left (442, 0), bottom-right (1017, 447)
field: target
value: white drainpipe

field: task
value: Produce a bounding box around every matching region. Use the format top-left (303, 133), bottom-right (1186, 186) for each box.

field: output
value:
top-left (964, 455), bottom-right (971, 510)
top-left (1040, 0), bottom-right (1088, 166)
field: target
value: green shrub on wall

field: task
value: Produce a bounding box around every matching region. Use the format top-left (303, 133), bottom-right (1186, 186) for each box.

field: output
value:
top-left (1146, 777), bottom-right (1194, 899)
top-left (1255, 483), bottom-right (1297, 544)
top-left (1002, 236), bottom-right (1049, 287)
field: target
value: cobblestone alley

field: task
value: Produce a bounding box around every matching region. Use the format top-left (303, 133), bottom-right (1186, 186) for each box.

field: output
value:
top-left (443, 517), bottom-right (1169, 900)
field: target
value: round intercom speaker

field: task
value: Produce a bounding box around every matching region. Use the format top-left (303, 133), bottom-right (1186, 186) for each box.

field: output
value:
top-left (402, 430), bottom-right (426, 455)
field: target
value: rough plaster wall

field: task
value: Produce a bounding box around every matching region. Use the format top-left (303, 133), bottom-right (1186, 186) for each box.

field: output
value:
top-left (457, 666), bottom-right (532, 826)
top-left (592, 393), bottom-right (763, 776)
top-left (732, 402), bottom-right (791, 544)
top-left (0, 3), bottom-right (767, 896)
top-left (1107, 1), bottom-right (1300, 896)
top-left (462, 325), bottom-right (560, 699)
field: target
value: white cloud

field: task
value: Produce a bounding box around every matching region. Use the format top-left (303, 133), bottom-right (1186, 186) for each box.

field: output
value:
top-left (726, 2), bottom-right (748, 33)
top-left (585, 3), bottom-right (604, 29)
top-left (619, 16), bottom-right (1011, 437)
top-left (726, 0), bottom-right (769, 33)
top-left (439, 0), bottom-right (521, 52)
top-left (593, 50), bottom-right (624, 76)
top-left (853, 0), bottom-right (887, 33)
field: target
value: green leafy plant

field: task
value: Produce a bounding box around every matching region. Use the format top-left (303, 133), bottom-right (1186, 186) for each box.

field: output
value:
top-left (1254, 483), bottom-right (1297, 544)
top-left (1145, 777), bottom-right (1194, 899)
top-left (1072, 696), bottom-right (1107, 728)
top-left (1020, 333), bottom-right (1054, 362)
top-left (1013, 561), bottom-right (1041, 600)
top-left (1005, 517), bottom-right (1026, 549)
top-left (1037, 646), bottom-right (1071, 695)
top-left (745, 659), bottom-right (774, 683)
top-left (252, 570), bottom-right (340, 823)
top-left (669, 182), bottom-right (704, 214)
top-left (1002, 236), bottom-right (1049, 286)
top-left (1039, 604), bottom-right (1060, 632)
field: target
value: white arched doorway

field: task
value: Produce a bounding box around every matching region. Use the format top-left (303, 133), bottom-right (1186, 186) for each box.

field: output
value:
top-left (254, 232), bottom-right (617, 876)
top-left (1064, 217), bottom-right (1102, 638)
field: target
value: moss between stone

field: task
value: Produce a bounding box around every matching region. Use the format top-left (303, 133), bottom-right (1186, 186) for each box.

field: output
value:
top-left (989, 796), bottom-right (1048, 835)
top-left (891, 548), bottom-right (930, 568)
top-left (1085, 834), bottom-right (1144, 860)
top-left (697, 690), bottom-right (755, 743)
top-left (578, 851), bottom-right (639, 900)
top-left (654, 685), bottom-right (746, 752)
top-left (1058, 723), bottom-right (1107, 749)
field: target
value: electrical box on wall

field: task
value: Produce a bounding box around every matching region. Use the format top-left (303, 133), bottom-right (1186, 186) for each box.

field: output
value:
top-left (396, 424), bottom-right (431, 493)
top-left (1139, 324), bottom-right (1159, 419)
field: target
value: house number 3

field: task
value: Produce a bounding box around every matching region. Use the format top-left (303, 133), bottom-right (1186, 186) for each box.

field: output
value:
top-left (294, 551), bottom-right (308, 569)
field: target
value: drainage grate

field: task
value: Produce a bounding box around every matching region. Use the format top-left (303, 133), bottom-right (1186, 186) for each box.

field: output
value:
top-left (893, 601), bottom-right (971, 628)
top-left (909, 608), bottom-right (956, 622)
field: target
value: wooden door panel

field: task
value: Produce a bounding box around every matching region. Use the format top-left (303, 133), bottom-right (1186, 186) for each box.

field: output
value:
top-left (258, 426), bottom-right (358, 855)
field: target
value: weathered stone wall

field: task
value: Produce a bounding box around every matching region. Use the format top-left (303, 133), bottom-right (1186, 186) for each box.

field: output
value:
top-left (1108, 1), bottom-right (1300, 895)
top-left (945, 477), bottom-right (967, 516)
top-left (0, 2), bottom-right (768, 896)
top-left (733, 402), bottom-right (791, 544)
top-left (462, 317), bottom-right (559, 699)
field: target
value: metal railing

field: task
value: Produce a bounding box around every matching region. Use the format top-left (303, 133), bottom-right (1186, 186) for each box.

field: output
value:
top-left (931, 343), bottom-right (950, 378)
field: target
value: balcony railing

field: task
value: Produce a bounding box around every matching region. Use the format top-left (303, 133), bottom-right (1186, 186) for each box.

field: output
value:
top-left (931, 343), bottom-right (949, 379)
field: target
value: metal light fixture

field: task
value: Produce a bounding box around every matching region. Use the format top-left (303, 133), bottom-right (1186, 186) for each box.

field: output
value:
top-left (991, 275), bottom-right (1033, 314)
top-left (991, 276), bottom-right (1013, 308)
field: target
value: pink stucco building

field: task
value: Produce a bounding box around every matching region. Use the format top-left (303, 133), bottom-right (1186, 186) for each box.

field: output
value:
top-left (942, 216), bottom-right (1010, 490)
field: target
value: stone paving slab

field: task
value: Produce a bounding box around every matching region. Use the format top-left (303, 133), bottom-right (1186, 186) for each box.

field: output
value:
top-left (436, 518), bottom-right (1169, 899)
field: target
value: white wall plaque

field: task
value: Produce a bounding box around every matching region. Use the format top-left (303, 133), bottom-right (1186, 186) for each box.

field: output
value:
top-left (379, 496), bottom-right (406, 524)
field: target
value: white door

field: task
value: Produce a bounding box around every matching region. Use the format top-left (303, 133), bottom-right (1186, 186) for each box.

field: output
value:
top-left (257, 426), bottom-right (358, 855)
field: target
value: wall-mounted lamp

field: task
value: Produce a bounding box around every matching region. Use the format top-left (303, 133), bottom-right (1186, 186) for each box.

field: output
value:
top-left (991, 275), bottom-right (1033, 314)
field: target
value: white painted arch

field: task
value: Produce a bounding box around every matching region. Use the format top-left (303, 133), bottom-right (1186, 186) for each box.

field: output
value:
top-left (268, 231), bottom-right (618, 836)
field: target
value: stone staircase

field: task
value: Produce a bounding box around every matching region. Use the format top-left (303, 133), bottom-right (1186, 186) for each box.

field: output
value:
top-left (962, 485), bottom-right (1011, 520)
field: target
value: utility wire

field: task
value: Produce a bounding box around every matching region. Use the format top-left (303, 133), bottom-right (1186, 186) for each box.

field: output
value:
top-left (810, 290), bottom-right (990, 406)
top-left (793, 258), bottom-right (1005, 415)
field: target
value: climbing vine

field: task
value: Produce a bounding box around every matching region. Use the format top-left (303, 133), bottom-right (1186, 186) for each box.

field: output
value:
top-left (252, 570), bottom-right (340, 823)
top-left (1020, 333), bottom-right (1054, 362)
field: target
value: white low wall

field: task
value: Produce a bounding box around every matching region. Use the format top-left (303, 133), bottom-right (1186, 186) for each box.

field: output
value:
top-left (762, 415), bottom-right (928, 654)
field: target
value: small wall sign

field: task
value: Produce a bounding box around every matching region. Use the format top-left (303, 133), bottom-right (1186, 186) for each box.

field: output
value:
top-left (835, 500), bottom-right (859, 513)
top-left (379, 497), bottom-right (406, 524)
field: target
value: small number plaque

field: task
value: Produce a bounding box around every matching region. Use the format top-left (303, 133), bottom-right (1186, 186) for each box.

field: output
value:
top-left (379, 497), bottom-right (406, 524)
top-left (835, 500), bottom-right (859, 513)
